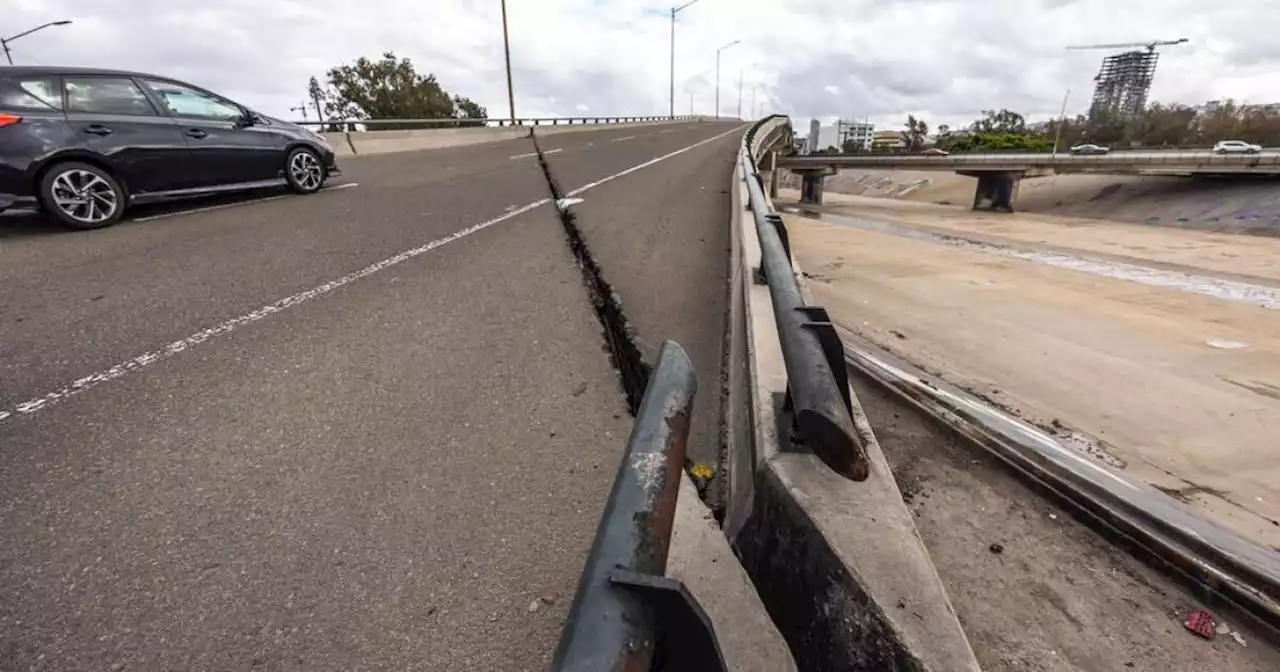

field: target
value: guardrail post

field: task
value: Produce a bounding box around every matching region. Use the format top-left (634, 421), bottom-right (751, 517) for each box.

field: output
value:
top-left (550, 341), bottom-right (727, 672)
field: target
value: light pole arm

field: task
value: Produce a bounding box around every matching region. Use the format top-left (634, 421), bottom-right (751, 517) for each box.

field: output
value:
top-left (4, 21), bottom-right (71, 43)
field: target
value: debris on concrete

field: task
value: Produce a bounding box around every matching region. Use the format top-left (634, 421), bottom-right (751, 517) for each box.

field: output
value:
top-left (1216, 621), bottom-right (1232, 636)
top-left (540, 593), bottom-right (557, 605)
top-left (1183, 609), bottom-right (1216, 639)
top-left (989, 543), bottom-right (1004, 555)
top-left (1231, 631), bottom-right (1248, 647)
top-left (527, 600), bottom-right (540, 613)
top-left (890, 329), bottom-right (908, 340)
top-left (1206, 339), bottom-right (1248, 350)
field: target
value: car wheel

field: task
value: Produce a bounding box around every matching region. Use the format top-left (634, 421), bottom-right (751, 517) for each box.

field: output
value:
top-left (40, 162), bottom-right (126, 230)
top-left (285, 147), bottom-right (326, 194)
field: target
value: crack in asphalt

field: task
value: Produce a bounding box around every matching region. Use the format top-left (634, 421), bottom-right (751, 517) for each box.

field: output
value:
top-left (530, 134), bottom-right (652, 415)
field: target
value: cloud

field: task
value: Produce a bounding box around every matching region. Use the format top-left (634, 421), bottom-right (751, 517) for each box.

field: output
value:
top-left (6, 0), bottom-right (1280, 131)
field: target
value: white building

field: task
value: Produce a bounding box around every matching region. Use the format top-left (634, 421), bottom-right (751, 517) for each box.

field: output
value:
top-left (806, 118), bottom-right (875, 153)
top-left (838, 120), bottom-right (874, 151)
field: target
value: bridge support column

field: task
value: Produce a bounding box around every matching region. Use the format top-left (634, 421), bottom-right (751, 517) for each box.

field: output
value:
top-left (963, 171), bottom-right (1021, 212)
top-left (792, 168), bottom-right (829, 205)
top-left (759, 151), bottom-right (781, 199)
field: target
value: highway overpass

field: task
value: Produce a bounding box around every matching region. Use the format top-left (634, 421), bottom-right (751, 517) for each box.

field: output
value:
top-left (0, 120), bottom-right (788, 670)
top-left (776, 149), bottom-right (1280, 211)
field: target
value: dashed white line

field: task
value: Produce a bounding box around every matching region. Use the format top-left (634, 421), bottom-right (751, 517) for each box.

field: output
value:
top-left (567, 125), bottom-right (744, 197)
top-left (610, 135), bottom-right (637, 143)
top-left (132, 183), bottom-right (359, 222)
top-left (2, 125), bottom-right (746, 423)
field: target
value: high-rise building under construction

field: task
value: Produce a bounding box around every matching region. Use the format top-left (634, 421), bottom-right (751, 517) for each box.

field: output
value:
top-left (1088, 49), bottom-right (1160, 124)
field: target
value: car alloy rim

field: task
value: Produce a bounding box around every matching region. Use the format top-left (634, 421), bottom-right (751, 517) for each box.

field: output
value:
top-left (290, 151), bottom-right (323, 190)
top-left (51, 169), bottom-right (118, 224)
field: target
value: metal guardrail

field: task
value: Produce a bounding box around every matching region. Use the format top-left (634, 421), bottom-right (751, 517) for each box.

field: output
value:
top-left (289, 115), bottom-right (702, 128)
top-left (550, 341), bottom-right (727, 672)
top-left (742, 117), bottom-right (869, 481)
top-left (779, 149), bottom-right (1280, 173)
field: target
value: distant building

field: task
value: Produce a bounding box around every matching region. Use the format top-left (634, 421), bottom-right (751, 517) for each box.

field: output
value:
top-left (871, 129), bottom-right (906, 150)
top-left (838, 120), bottom-right (874, 151)
top-left (804, 118), bottom-right (875, 153)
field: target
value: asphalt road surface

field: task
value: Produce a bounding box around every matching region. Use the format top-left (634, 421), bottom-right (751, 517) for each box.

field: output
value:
top-left (0, 120), bottom-right (743, 670)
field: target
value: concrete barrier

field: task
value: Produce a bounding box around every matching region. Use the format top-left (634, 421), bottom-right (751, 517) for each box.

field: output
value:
top-left (319, 118), bottom-right (710, 158)
top-left (724, 118), bottom-right (982, 670)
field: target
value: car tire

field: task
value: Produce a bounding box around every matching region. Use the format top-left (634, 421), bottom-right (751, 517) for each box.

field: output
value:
top-left (39, 161), bottom-right (127, 230)
top-left (284, 146), bottom-right (326, 194)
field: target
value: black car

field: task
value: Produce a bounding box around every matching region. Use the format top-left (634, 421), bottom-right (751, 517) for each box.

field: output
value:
top-left (0, 66), bottom-right (339, 229)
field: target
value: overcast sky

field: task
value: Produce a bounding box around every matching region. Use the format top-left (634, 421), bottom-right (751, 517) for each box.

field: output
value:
top-left (7, 0), bottom-right (1280, 130)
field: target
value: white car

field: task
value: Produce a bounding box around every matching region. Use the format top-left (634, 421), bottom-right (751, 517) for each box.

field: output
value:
top-left (1213, 140), bottom-right (1262, 154)
top-left (1069, 143), bottom-right (1109, 155)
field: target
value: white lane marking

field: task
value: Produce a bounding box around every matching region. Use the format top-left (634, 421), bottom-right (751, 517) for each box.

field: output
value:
top-left (567, 125), bottom-right (744, 197)
top-left (611, 135), bottom-right (637, 143)
top-left (660, 129), bottom-right (674, 134)
top-left (510, 148), bottom-right (562, 160)
top-left (2, 126), bottom-right (744, 423)
top-left (556, 198), bottom-right (585, 211)
top-left (132, 183), bottom-right (360, 222)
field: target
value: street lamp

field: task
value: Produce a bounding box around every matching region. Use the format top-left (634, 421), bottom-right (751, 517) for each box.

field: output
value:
top-left (2, 20), bottom-right (72, 66)
top-left (669, 0), bottom-right (704, 119)
top-left (737, 61), bottom-right (759, 119)
top-left (714, 39), bottom-right (740, 119)
top-left (500, 0), bottom-right (516, 123)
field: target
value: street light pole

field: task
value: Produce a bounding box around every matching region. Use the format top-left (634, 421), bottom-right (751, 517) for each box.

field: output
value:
top-left (714, 40), bottom-right (739, 119)
top-left (500, 0), bottom-right (516, 123)
top-left (2, 20), bottom-right (72, 65)
top-left (1051, 88), bottom-right (1070, 158)
top-left (669, 0), bottom-right (703, 120)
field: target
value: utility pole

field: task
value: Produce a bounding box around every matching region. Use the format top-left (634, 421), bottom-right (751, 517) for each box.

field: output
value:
top-left (501, 0), bottom-right (516, 123)
top-left (689, 92), bottom-right (694, 116)
top-left (290, 103), bottom-right (309, 121)
top-left (669, 0), bottom-right (704, 120)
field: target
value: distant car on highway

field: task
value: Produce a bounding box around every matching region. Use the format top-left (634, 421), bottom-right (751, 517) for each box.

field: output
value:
top-left (920, 147), bottom-right (949, 156)
top-left (1212, 140), bottom-right (1262, 155)
top-left (1069, 143), bottom-right (1110, 155)
top-left (0, 66), bottom-right (340, 229)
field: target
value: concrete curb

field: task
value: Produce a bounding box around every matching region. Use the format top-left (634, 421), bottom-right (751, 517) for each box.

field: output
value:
top-left (839, 330), bottom-right (1280, 643)
top-left (724, 120), bottom-right (982, 670)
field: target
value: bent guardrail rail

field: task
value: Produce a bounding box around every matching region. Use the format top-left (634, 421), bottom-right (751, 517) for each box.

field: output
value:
top-left (741, 117), bottom-right (867, 481)
top-left (551, 341), bottom-right (727, 672)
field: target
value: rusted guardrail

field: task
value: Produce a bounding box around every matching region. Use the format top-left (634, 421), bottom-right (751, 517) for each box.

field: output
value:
top-left (550, 341), bottom-right (727, 672)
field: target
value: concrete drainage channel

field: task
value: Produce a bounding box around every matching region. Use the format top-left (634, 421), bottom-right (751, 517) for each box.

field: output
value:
top-left (731, 115), bottom-right (1280, 669)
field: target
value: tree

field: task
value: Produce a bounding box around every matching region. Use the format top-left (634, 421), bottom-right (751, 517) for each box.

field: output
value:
top-left (970, 109), bottom-right (1026, 134)
top-left (319, 52), bottom-right (482, 130)
top-left (904, 115), bottom-right (929, 150)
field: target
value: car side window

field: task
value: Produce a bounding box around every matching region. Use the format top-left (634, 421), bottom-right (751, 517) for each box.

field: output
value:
top-left (141, 79), bottom-right (243, 121)
top-left (0, 76), bottom-right (63, 111)
top-left (64, 77), bottom-right (158, 116)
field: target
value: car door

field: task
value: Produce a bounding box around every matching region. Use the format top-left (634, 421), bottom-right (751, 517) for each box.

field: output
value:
top-left (139, 78), bottom-right (284, 188)
top-left (62, 75), bottom-right (191, 196)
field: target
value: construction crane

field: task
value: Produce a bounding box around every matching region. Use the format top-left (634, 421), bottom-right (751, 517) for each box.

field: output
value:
top-left (1067, 38), bottom-right (1189, 140)
top-left (1066, 37), bottom-right (1189, 53)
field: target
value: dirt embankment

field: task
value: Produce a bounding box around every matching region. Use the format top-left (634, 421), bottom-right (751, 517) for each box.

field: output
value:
top-left (782, 169), bottom-right (1280, 236)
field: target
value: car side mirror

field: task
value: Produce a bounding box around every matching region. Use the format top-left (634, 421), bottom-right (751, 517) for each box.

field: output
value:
top-left (235, 111), bottom-right (257, 128)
